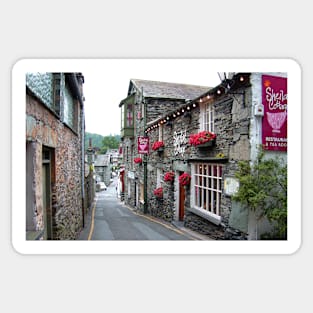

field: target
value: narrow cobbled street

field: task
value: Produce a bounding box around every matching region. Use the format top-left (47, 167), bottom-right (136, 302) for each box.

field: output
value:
top-left (77, 178), bottom-right (203, 240)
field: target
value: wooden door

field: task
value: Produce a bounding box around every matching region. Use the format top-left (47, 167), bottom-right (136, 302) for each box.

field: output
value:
top-left (179, 180), bottom-right (185, 221)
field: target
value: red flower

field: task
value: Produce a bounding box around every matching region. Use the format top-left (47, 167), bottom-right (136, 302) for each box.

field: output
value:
top-left (153, 187), bottom-right (163, 198)
top-left (189, 131), bottom-right (216, 146)
top-left (134, 157), bottom-right (143, 164)
top-left (152, 141), bottom-right (165, 151)
top-left (164, 171), bottom-right (175, 182)
top-left (179, 172), bottom-right (191, 186)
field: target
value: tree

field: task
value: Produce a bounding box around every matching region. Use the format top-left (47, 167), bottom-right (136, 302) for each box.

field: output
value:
top-left (99, 135), bottom-right (120, 154)
top-left (85, 132), bottom-right (120, 153)
top-left (232, 151), bottom-right (287, 239)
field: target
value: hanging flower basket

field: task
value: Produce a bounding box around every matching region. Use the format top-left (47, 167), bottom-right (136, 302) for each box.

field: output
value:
top-left (153, 187), bottom-right (163, 199)
top-left (134, 157), bottom-right (143, 165)
top-left (164, 171), bottom-right (175, 182)
top-left (189, 131), bottom-right (216, 147)
top-left (152, 141), bottom-right (165, 151)
top-left (179, 172), bottom-right (191, 186)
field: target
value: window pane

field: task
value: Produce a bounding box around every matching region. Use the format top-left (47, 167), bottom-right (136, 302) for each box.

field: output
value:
top-left (64, 86), bottom-right (74, 128)
top-left (193, 163), bottom-right (222, 216)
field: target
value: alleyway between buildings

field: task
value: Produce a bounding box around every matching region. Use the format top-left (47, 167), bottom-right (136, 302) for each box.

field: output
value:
top-left (77, 177), bottom-right (210, 241)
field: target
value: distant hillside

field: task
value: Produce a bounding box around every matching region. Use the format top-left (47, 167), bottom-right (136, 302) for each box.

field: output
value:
top-left (85, 132), bottom-right (120, 152)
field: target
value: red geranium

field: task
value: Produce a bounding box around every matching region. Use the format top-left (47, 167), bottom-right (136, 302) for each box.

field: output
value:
top-left (134, 157), bottom-right (143, 164)
top-left (179, 172), bottom-right (191, 186)
top-left (189, 131), bottom-right (216, 146)
top-left (164, 171), bottom-right (175, 182)
top-left (153, 187), bottom-right (163, 198)
top-left (152, 141), bottom-right (165, 151)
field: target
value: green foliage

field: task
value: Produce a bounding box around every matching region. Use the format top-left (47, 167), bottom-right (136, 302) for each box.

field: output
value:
top-left (85, 132), bottom-right (120, 153)
top-left (232, 151), bottom-right (287, 239)
top-left (99, 135), bottom-right (120, 154)
top-left (85, 132), bottom-right (105, 150)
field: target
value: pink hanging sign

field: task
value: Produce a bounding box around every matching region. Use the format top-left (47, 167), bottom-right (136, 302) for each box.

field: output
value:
top-left (138, 136), bottom-right (149, 154)
top-left (262, 75), bottom-right (287, 151)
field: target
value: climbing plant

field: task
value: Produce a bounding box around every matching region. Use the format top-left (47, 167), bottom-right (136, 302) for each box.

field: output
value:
top-left (232, 151), bottom-right (287, 239)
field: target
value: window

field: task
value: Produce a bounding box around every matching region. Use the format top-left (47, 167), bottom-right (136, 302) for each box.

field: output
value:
top-left (158, 124), bottom-right (164, 141)
top-left (63, 84), bottom-right (75, 129)
top-left (126, 104), bottom-right (133, 127)
top-left (193, 163), bottom-right (222, 221)
top-left (140, 183), bottom-right (144, 203)
top-left (156, 168), bottom-right (163, 188)
top-left (200, 102), bottom-right (214, 132)
top-left (121, 105), bottom-right (125, 129)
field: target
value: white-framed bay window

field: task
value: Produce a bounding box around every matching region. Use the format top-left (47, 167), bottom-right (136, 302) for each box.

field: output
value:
top-left (200, 102), bottom-right (214, 132)
top-left (190, 162), bottom-right (222, 225)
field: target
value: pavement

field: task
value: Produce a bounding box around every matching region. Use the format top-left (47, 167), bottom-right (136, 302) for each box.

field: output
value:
top-left (127, 207), bottom-right (213, 241)
top-left (77, 180), bottom-right (213, 241)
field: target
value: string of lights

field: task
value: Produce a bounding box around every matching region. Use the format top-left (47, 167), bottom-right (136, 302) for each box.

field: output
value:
top-left (145, 73), bottom-right (250, 134)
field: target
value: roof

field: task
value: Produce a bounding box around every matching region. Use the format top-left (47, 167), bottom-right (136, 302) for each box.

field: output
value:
top-left (129, 78), bottom-right (211, 100)
top-left (94, 154), bottom-right (110, 167)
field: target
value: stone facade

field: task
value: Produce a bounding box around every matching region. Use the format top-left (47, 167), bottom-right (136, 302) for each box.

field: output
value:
top-left (119, 74), bottom-right (287, 240)
top-left (26, 73), bottom-right (86, 240)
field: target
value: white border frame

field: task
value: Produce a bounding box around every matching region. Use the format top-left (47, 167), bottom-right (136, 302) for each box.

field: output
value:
top-left (12, 58), bottom-right (301, 254)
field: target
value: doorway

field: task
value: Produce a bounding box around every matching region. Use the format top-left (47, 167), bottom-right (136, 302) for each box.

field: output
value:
top-left (178, 171), bottom-right (186, 221)
top-left (42, 147), bottom-right (54, 239)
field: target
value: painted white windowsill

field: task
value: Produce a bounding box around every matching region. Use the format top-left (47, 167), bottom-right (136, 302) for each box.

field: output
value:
top-left (187, 206), bottom-right (222, 225)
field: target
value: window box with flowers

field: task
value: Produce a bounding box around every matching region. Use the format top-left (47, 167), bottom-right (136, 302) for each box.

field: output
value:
top-left (152, 141), bottom-right (165, 155)
top-left (189, 131), bottom-right (216, 148)
top-left (164, 171), bottom-right (175, 183)
top-left (134, 157), bottom-right (143, 165)
top-left (153, 187), bottom-right (163, 200)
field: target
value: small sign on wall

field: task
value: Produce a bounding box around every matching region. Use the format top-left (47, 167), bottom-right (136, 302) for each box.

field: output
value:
top-left (138, 136), bottom-right (149, 154)
top-left (173, 130), bottom-right (187, 157)
top-left (224, 176), bottom-right (239, 196)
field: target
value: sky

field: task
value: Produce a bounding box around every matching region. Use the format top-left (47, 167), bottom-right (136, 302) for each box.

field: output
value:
top-left (82, 59), bottom-right (222, 136)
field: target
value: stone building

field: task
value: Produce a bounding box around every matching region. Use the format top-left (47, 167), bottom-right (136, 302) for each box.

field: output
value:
top-left (143, 72), bottom-right (287, 240)
top-left (26, 72), bottom-right (86, 240)
top-left (119, 79), bottom-right (210, 212)
top-left (94, 154), bottom-right (111, 186)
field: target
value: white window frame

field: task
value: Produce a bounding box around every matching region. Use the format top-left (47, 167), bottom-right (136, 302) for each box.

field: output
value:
top-left (139, 182), bottom-right (144, 204)
top-left (158, 124), bottom-right (163, 141)
top-left (200, 102), bottom-right (214, 132)
top-left (156, 168), bottom-right (163, 188)
top-left (190, 163), bottom-right (222, 225)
